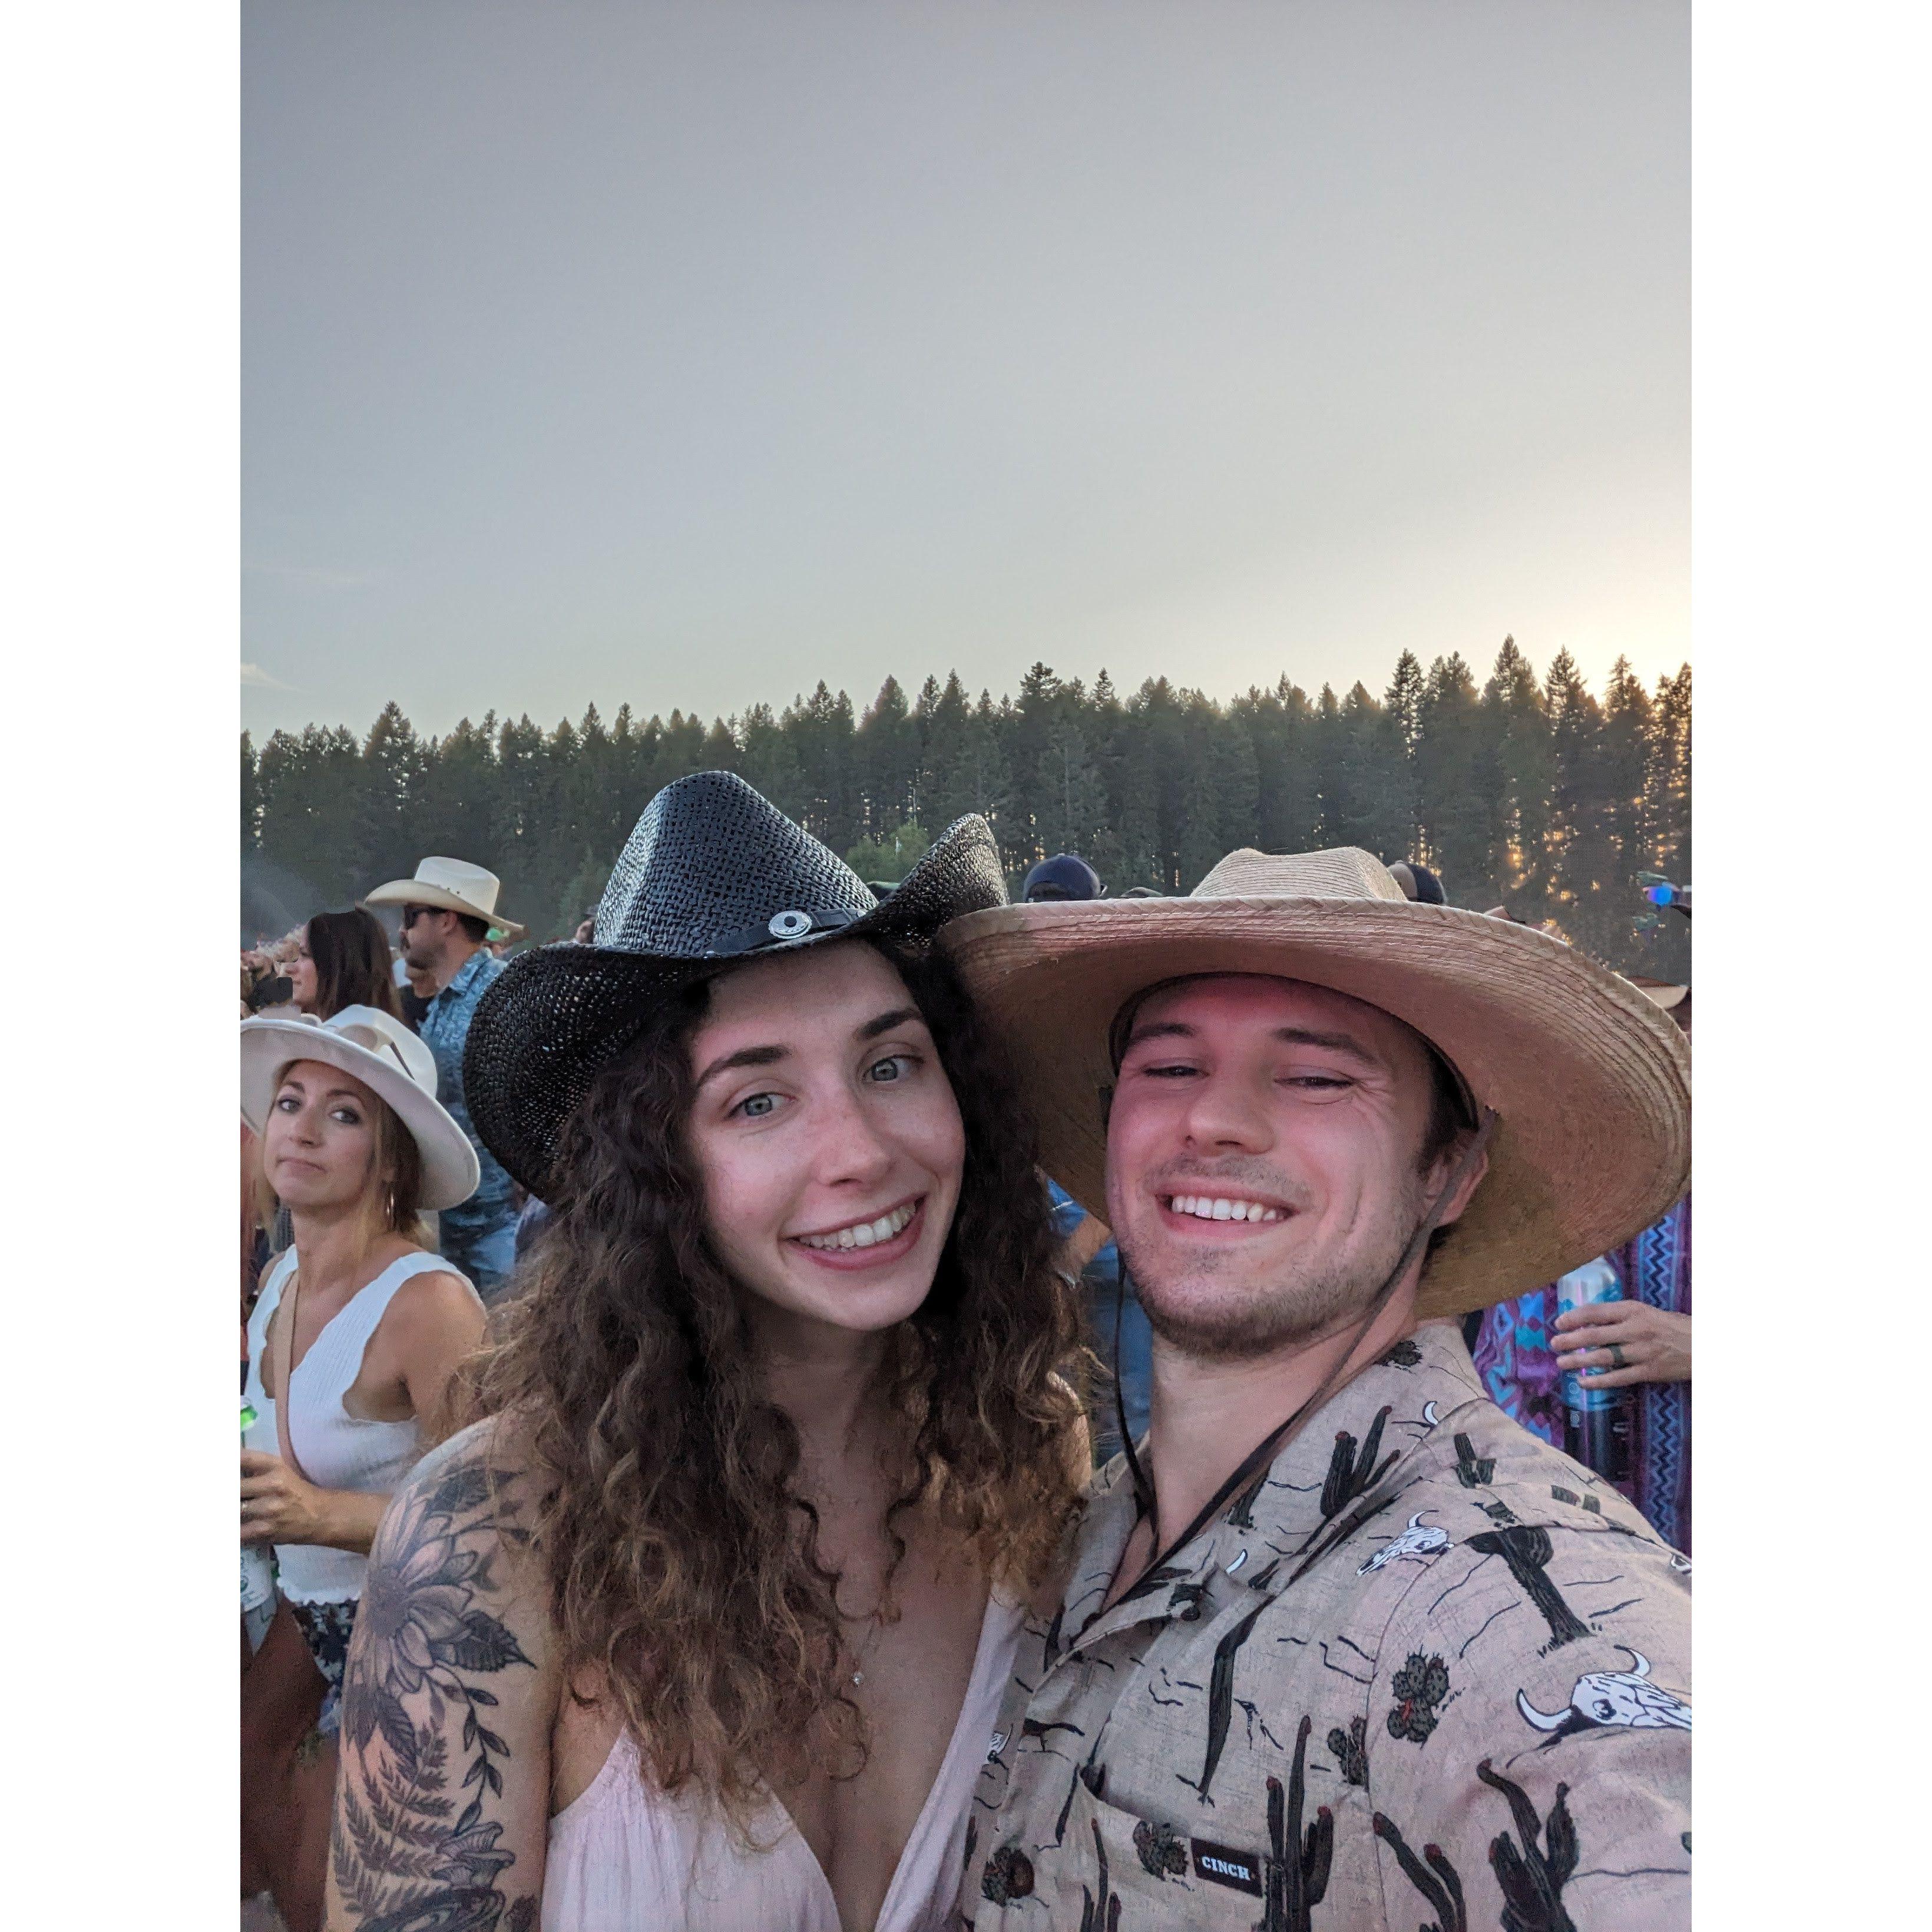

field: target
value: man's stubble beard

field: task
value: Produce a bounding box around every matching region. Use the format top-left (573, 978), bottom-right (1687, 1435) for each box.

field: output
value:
top-left (1123, 1169), bottom-right (1433, 1365)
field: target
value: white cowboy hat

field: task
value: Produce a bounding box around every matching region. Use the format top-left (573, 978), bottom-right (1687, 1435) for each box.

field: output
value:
top-left (941, 845), bottom-right (1691, 1320)
top-left (364, 857), bottom-right (526, 941)
top-left (240, 1004), bottom-right (481, 1210)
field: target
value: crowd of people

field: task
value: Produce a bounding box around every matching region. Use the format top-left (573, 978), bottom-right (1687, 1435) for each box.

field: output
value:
top-left (239, 772), bottom-right (1692, 1932)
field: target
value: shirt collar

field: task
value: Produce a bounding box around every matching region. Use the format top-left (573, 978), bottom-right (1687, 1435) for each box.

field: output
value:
top-left (1057, 1319), bottom-right (1487, 1655)
top-left (437, 949), bottom-right (491, 1002)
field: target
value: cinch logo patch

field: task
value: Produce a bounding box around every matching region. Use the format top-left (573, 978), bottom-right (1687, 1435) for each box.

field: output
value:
top-left (1190, 1839), bottom-right (1263, 1895)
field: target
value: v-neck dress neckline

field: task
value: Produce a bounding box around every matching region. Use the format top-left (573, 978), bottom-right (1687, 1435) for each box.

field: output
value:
top-left (542, 1584), bottom-right (1024, 1931)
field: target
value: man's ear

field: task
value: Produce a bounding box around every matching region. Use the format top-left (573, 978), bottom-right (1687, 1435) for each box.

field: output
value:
top-left (1432, 1136), bottom-right (1491, 1230)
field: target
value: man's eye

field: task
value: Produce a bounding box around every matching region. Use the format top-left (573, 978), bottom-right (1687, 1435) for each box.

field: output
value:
top-left (1142, 1062), bottom-right (1199, 1079)
top-left (1283, 1074), bottom-right (1350, 1091)
top-left (735, 1092), bottom-right (779, 1119)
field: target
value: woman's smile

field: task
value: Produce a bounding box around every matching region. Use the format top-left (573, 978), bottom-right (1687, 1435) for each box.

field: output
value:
top-left (788, 1195), bottom-right (926, 1270)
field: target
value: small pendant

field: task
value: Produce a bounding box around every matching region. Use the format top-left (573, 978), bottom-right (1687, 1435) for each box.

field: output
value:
top-left (851, 1670), bottom-right (864, 1688)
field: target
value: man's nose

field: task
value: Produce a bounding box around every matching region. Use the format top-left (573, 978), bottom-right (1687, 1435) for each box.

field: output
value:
top-left (1177, 1070), bottom-right (1275, 1156)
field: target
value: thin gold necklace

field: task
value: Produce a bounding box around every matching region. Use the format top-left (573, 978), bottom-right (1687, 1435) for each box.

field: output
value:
top-left (844, 1604), bottom-right (885, 1689)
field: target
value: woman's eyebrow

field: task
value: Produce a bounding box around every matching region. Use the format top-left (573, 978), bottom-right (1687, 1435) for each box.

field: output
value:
top-left (856, 1005), bottom-right (922, 1043)
top-left (694, 1043), bottom-right (788, 1090)
top-left (694, 1008), bottom-right (923, 1089)
top-left (278, 1081), bottom-right (368, 1104)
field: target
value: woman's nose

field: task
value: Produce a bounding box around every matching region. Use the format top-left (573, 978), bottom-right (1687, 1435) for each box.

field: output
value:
top-left (812, 1088), bottom-right (896, 1186)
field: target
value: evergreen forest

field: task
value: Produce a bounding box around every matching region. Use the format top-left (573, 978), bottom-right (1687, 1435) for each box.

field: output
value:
top-left (241, 637), bottom-right (1691, 980)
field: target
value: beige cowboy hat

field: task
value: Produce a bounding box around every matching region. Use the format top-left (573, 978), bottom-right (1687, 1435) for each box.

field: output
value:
top-left (941, 846), bottom-right (1690, 1320)
top-left (240, 1004), bottom-right (481, 1210)
top-left (365, 857), bottom-right (526, 941)
top-left (1626, 975), bottom-right (1690, 1011)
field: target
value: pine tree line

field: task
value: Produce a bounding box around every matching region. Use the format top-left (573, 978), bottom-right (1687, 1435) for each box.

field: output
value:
top-left (241, 637), bottom-right (1690, 977)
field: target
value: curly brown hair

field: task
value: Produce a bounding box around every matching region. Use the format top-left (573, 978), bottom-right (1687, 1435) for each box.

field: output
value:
top-left (456, 938), bottom-right (1084, 1821)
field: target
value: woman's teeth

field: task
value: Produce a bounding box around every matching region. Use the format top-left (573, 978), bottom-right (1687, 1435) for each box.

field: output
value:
top-left (1165, 1195), bottom-right (1285, 1223)
top-left (796, 1201), bottom-right (918, 1251)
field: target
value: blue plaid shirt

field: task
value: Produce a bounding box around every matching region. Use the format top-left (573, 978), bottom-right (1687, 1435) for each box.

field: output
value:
top-left (418, 950), bottom-right (516, 1239)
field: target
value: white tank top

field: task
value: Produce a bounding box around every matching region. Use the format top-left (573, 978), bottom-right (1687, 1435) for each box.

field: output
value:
top-left (542, 1590), bottom-right (1024, 1932)
top-left (243, 1246), bottom-right (477, 1605)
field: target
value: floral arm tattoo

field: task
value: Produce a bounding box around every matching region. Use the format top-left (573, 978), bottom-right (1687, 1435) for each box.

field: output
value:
top-left (326, 1444), bottom-right (545, 1932)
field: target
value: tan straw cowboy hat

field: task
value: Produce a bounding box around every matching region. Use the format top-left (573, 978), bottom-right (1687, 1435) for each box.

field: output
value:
top-left (941, 846), bottom-right (1690, 1320)
top-left (365, 856), bottom-right (526, 941)
top-left (1627, 975), bottom-right (1690, 1011)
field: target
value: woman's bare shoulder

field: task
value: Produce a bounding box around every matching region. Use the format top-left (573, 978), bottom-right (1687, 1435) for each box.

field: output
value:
top-left (1046, 1373), bottom-right (1094, 1486)
top-left (378, 1418), bottom-right (549, 1599)
top-left (385, 1265), bottom-right (488, 1319)
top-left (397, 1415), bottom-right (537, 1502)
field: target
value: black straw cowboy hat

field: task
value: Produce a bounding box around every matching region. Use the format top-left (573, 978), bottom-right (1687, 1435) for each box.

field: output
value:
top-left (941, 845), bottom-right (1691, 1320)
top-left (463, 770), bottom-right (1007, 1199)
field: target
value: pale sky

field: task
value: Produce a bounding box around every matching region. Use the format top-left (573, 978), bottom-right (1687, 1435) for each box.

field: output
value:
top-left (242, 1), bottom-right (1687, 743)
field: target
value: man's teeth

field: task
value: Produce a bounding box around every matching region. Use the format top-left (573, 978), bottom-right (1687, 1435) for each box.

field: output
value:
top-left (1165, 1195), bottom-right (1286, 1223)
top-left (797, 1202), bottom-right (918, 1251)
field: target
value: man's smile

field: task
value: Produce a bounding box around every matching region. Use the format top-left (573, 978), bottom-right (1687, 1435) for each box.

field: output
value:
top-left (1159, 1192), bottom-right (1291, 1225)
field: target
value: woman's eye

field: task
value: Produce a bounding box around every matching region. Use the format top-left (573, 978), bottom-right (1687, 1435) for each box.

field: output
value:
top-left (866, 1054), bottom-right (914, 1084)
top-left (734, 1092), bottom-right (779, 1119)
top-left (1283, 1074), bottom-right (1350, 1091)
top-left (331, 1107), bottom-right (363, 1125)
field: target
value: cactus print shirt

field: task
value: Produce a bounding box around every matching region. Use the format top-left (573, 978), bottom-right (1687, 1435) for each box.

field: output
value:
top-left (960, 1320), bottom-right (1690, 1931)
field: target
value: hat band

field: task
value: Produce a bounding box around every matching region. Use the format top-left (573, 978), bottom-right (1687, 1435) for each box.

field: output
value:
top-left (705, 907), bottom-right (865, 959)
top-left (332, 1022), bottom-right (424, 1086)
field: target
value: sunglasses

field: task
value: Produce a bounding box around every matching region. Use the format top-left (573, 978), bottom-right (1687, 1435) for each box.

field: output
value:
top-left (398, 905), bottom-right (439, 928)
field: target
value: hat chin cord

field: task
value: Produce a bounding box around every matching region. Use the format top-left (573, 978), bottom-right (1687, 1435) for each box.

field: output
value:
top-left (1110, 1107), bottom-right (1498, 1594)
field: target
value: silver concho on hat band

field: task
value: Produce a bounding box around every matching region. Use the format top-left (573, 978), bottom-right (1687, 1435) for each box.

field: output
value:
top-left (768, 909), bottom-right (813, 940)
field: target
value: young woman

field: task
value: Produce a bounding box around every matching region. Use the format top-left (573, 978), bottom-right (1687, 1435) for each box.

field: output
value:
top-left (241, 1004), bottom-right (489, 1932)
top-left (287, 907), bottom-right (406, 1023)
top-left (326, 772), bottom-right (1086, 1932)
top-left (248, 908), bottom-right (407, 1304)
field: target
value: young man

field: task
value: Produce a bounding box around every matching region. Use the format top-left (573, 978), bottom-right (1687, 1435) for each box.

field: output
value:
top-left (942, 845), bottom-right (1692, 1931)
top-left (364, 857), bottom-right (526, 1301)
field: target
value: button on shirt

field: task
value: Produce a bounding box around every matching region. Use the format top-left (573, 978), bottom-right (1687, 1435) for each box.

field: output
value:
top-left (417, 950), bottom-right (515, 1239)
top-left (962, 1321), bottom-right (1690, 1931)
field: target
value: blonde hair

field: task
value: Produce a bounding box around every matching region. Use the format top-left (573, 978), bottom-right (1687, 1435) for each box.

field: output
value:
top-left (366, 1087), bottom-right (427, 1239)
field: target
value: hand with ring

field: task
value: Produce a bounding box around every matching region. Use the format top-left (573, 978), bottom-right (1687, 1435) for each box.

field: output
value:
top-left (1552, 1301), bottom-right (1691, 1388)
